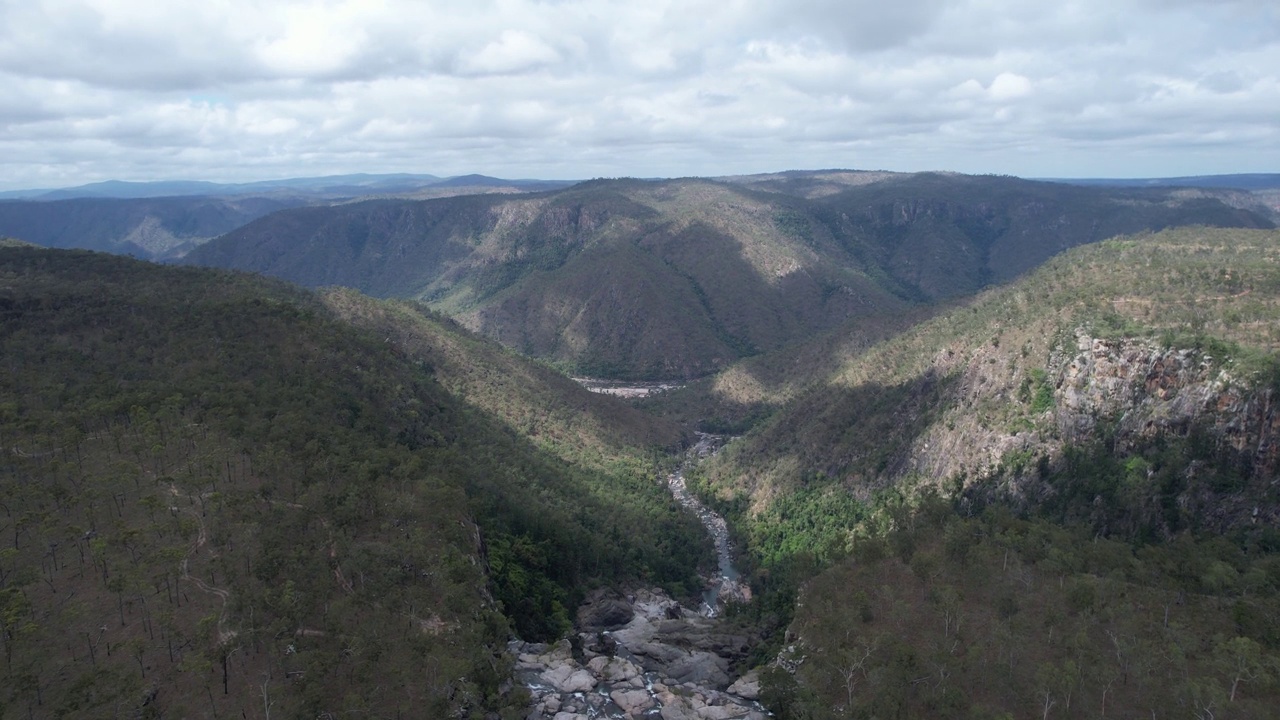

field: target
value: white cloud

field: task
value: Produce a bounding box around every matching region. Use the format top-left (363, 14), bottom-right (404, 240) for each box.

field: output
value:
top-left (988, 72), bottom-right (1031, 100)
top-left (0, 0), bottom-right (1277, 189)
top-left (456, 30), bottom-right (563, 75)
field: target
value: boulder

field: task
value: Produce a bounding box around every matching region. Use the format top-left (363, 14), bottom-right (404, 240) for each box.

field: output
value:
top-left (664, 651), bottom-right (731, 689)
top-left (631, 641), bottom-right (685, 665)
top-left (697, 704), bottom-right (750, 719)
top-left (726, 669), bottom-right (761, 700)
top-left (578, 589), bottom-right (635, 631)
top-left (540, 665), bottom-right (597, 693)
top-left (587, 655), bottom-right (642, 683)
top-left (659, 696), bottom-right (699, 720)
top-left (610, 688), bottom-right (655, 716)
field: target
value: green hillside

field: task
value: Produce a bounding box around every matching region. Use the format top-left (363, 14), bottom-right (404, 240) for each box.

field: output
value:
top-left (187, 173), bottom-right (1271, 380)
top-left (320, 288), bottom-right (690, 469)
top-left (676, 227), bottom-right (1280, 717)
top-left (700, 228), bottom-right (1280, 553)
top-left (0, 247), bottom-right (708, 718)
top-left (773, 500), bottom-right (1280, 719)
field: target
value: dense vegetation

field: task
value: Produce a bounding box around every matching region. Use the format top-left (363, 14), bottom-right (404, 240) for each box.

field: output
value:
top-left (0, 247), bottom-right (707, 718)
top-left (771, 494), bottom-right (1280, 719)
top-left (6, 177), bottom-right (1280, 720)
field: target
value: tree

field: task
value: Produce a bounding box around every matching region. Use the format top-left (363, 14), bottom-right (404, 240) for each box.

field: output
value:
top-left (1215, 636), bottom-right (1275, 703)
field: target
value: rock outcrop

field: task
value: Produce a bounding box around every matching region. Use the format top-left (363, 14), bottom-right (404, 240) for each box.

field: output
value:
top-left (888, 327), bottom-right (1280, 531)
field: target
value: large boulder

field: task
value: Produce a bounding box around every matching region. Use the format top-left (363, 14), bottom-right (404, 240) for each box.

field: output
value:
top-left (541, 665), bottom-right (597, 693)
top-left (726, 669), bottom-right (761, 700)
top-left (610, 688), bottom-right (655, 716)
top-left (697, 705), bottom-right (752, 719)
top-left (587, 655), bottom-right (643, 683)
top-left (664, 651), bottom-right (731, 689)
top-left (577, 588), bottom-right (635, 631)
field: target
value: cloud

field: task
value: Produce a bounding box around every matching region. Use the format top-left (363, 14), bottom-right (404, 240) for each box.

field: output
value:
top-left (988, 72), bottom-right (1032, 100)
top-left (0, 0), bottom-right (1277, 189)
top-left (456, 30), bottom-right (563, 75)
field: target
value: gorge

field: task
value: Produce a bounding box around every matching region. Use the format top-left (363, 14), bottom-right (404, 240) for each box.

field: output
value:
top-left (511, 434), bottom-right (765, 719)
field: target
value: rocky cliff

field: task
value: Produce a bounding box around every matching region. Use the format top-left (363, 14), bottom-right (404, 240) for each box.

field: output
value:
top-left (898, 329), bottom-right (1279, 534)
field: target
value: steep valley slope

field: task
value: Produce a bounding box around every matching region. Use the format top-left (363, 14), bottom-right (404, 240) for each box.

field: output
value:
top-left (702, 227), bottom-right (1280, 543)
top-left (0, 196), bottom-right (309, 260)
top-left (0, 246), bottom-right (711, 718)
top-left (681, 226), bottom-right (1280, 718)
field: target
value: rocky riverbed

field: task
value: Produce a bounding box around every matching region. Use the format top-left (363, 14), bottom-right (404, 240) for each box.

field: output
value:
top-left (512, 588), bottom-right (766, 719)
top-left (573, 378), bottom-right (684, 398)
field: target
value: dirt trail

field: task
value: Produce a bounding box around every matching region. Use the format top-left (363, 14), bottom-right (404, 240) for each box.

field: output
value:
top-left (170, 484), bottom-right (237, 645)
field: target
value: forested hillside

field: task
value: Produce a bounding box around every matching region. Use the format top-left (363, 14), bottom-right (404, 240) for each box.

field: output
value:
top-left (678, 227), bottom-right (1280, 717)
top-left (0, 246), bottom-right (707, 718)
top-left (772, 498), bottom-right (1280, 718)
top-left (703, 227), bottom-right (1279, 523)
top-left (318, 288), bottom-right (690, 469)
top-left (187, 172), bottom-right (1272, 379)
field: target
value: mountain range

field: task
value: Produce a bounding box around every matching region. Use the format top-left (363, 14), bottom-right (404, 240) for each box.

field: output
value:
top-left (0, 173), bottom-right (573, 200)
top-left (3, 169), bottom-right (1280, 718)
top-left (184, 170), bottom-right (1274, 379)
top-left (0, 174), bottom-right (574, 260)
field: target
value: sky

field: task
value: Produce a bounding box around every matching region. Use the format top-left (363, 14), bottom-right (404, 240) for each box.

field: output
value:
top-left (0, 0), bottom-right (1277, 190)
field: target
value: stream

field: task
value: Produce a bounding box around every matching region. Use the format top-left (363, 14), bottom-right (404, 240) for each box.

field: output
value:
top-left (575, 379), bottom-right (747, 611)
top-left (667, 433), bottom-right (747, 616)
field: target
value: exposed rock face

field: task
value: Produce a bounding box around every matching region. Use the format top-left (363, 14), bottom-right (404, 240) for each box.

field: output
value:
top-left (1054, 333), bottom-right (1279, 479)
top-left (726, 670), bottom-right (761, 701)
top-left (513, 589), bottom-right (768, 720)
top-left (892, 328), bottom-right (1280, 530)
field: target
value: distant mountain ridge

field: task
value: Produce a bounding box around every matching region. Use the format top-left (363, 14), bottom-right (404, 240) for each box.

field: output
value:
top-left (186, 171), bottom-right (1274, 379)
top-left (0, 174), bottom-right (580, 260)
top-left (0, 172), bottom-right (575, 200)
top-left (0, 195), bottom-right (309, 258)
top-left (1050, 173), bottom-right (1280, 191)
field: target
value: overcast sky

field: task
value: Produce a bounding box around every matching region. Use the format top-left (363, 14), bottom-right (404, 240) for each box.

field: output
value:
top-left (0, 0), bottom-right (1276, 190)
